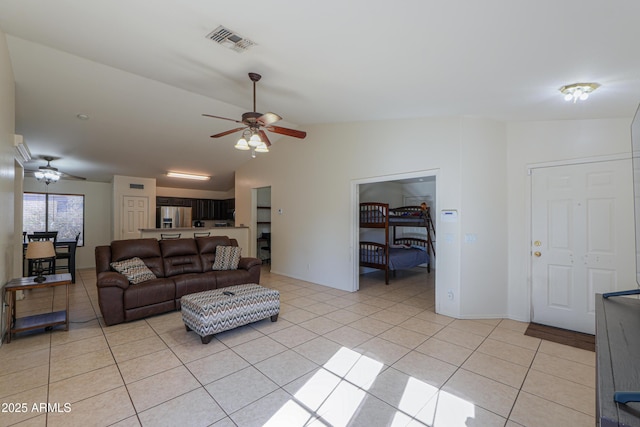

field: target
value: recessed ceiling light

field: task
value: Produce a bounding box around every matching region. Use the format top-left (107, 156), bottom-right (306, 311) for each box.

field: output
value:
top-left (167, 172), bottom-right (210, 181)
top-left (76, 113), bottom-right (90, 120)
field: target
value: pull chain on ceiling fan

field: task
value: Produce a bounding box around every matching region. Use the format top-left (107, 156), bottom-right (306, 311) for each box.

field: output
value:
top-left (203, 72), bottom-right (307, 157)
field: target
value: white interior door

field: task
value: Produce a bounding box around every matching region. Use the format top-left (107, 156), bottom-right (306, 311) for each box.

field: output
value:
top-left (531, 159), bottom-right (634, 334)
top-left (122, 196), bottom-right (149, 240)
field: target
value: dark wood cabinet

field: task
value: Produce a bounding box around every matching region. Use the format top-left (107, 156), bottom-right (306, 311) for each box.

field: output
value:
top-left (164, 197), bottom-right (235, 221)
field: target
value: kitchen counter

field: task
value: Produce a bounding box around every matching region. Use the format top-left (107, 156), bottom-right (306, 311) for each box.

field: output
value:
top-left (139, 227), bottom-right (250, 255)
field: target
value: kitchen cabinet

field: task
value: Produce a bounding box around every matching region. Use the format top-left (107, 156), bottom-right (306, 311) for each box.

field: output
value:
top-left (158, 197), bottom-right (235, 221)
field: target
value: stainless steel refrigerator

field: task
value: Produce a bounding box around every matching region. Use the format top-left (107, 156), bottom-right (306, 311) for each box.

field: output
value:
top-left (157, 206), bottom-right (192, 228)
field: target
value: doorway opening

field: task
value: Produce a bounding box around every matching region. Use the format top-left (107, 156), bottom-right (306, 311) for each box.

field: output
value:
top-left (352, 170), bottom-right (438, 295)
top-left (255, 186), bottom-right (271, 267)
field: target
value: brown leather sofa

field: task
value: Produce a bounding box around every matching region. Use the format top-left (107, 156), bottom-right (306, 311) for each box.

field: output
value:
top-left (95, 236), bottom-right (262, 326)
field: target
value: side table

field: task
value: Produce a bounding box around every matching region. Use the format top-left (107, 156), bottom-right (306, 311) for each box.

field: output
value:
top-left (4, 273), bottom-right (72, 343)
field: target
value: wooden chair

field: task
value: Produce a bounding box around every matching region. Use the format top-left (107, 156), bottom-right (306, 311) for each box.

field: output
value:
top-left (160, 233), bottom-right (181, 240)
top-left (56, 231), bottom-right (80, 281)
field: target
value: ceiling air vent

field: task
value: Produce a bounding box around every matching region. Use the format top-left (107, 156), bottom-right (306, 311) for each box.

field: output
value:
top-left (206, 25), bottom-right (256, 53)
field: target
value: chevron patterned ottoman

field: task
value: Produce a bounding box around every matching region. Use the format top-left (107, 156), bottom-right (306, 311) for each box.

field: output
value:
top-left (181, 283), bottom-right (280, 344)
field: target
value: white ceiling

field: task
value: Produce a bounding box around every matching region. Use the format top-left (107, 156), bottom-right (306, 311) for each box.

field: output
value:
top-left (2, 0), bottom-right (640, 191)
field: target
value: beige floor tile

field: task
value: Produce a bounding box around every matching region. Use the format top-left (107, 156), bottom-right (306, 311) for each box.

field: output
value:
top-left (462, 352), bottom-right (528, 388)
top-left (105, 323), bottom-right (157, 347)
top-left (448, 319), bottom-right (496, 337)
top-left (348, 317), bottom-right (394, 336)
top-left (50, 319), bottom-right (103, 346)
top-left (48, 364), bottom-right (124, 404)
top-left (415, 337), bottom-right (474, 366)
top-left (47, 386), bottom-right (136, 427)
top-left (50, 335), bottom-right (109, 362)
top-left (398, 317), bottom-right (445, 336)
top-left (442, 369), bottom-right (519, 418)
top-left (348, 393), bottom-right (406, 427)
top-left (118, 348), bottom-right (182, 384)
top-left (110, 415), bottom-right (142, 427)
top-left (0, 347), bottom-right (50, 377)
top-left (232, 335), bottom-right (288, 364)
top-left (110, 336), bottom-right (168, 363)
top-left (413, 310), bottom-right (456, 325)
top-left (255, 349), bottom-right (317, 386)
top-left (279, 307), bottom-right (319, 324)
top-left (386, 303), bottom-right (427, 317)
top-left (306, 291), bottom-right (340, 303)
top-left (488, 328), bottom-right (541, 351)
top-left (367, 309), bottom-right (413, 326)
top-left (144, 310), bottom-right (184, 335)
top-left (367, 367), bottom-right (439, 415)
top-left (186, 348), bottom-right (250, 385)
top-left (127, 365), bottom-right (200, 412)
top-left (355, 337), bottom-right (411, 366)
top-left (392, 351), bottom-right (457, 388)
top-left (537, 340), bottom-right (595, 367)
top-left (324, 326), bottom-right (373, 348)
top-left (138, 387), bottom-right (226, 427)
top-left (287, 296), bottom-right (319, 308)
top-left (205, 366), bottom-right (279, 414)
top-left (250, 317), bottom-right (294, 334)
top-left (497, 319), bottom-right (530, 333)
top-left (214, 324), bottom-right (265, 347)
top-left (324, 296), bottom-right (358, 309)
top-left (323, 309), bottom-right (364, 324)
top-left (531, 351), bottom-right (595, 388)
top-left (9, 413), bottom-right (47, 426)
top-left (344, 303), bottom-right (384, 316)
top-left (522, 370), bottom-right (595, 417)
top-left (298, 316), bottom-right (343, 335)
top-left (0, 333), bottom-right (50, 359)
top-left (510, 391), bottom-right (595, 427)
top-left (229, 389), bottom-right (301, 427)
top-left (268, 324), bottom-right (318, 348)
top-left (170, 334), bottom-right (227, 364)
top-left (433, 326), bottom-right (486, 350)
top-left (415, 388), bottom-right (508, 427)
top-left (378, 326), bottom-right (429, 349)
top-left (0, 363), bottom-right (49, 399)
top-left (476, 338), bottom-right (536, 367)
top-left (304, 302), bottom-right (339, 316)
top-left (49, 348), bottom-right (115, 382)
top-left (363, 297), bottom-right (401, 309)
top-left (0, 385), bottom-right (48, 426)
top-left (293, 336), bottom-right (344, 366)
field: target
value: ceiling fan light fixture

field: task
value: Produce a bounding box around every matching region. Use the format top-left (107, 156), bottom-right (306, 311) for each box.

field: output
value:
top-left (559, 82), bottom-right (600, 103)
top-left (255, 142), bottom-right (269, 153)
top-left (234, 138), bottom-right (250, 150)
top-left (166, 172), bottom-right (210, 181)
top-left (248, 133), bottom-right (262, 147)
top-left (35, 169), bottom-right (61, 184)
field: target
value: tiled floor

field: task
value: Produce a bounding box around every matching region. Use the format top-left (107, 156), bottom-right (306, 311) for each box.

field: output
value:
top-left (0, 266), bottom-right (595, 426)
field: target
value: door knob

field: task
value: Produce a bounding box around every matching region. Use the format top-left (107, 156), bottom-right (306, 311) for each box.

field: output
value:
top-left (534, 251), bottom-right (542, 257)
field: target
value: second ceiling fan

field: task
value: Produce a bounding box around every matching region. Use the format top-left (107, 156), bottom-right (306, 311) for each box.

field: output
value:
top-left (203, 73), bottom-right (306, 153)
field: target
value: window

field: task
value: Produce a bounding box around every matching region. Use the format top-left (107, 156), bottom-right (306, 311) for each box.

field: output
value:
top-left (23, 192), bottom-right (85, 246)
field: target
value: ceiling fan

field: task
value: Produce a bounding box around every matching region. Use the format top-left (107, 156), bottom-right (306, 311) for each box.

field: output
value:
top-left (203, 72), bottom-right (307, 154)
top-left (26, 156), bottom-right (86, 184)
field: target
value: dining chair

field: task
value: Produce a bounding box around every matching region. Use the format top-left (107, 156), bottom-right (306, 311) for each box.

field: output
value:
top-left (160, 233), bottom-right (181, 240)
top-left (194, 232), bottom-right (210, 238)
top-left (55, 231), bottom-right (80, 279)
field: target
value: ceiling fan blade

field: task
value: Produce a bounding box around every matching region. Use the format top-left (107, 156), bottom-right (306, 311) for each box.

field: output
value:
top-left (258, 130), bottom-right (271, 147)
top-left (210, 127), bottom-right (245, 138)
top-left (60, 172), bottom-right (87, 181)
top-left (202, 114), bottom-right (243, 124)
top-left (266, 125), bottom-right (307, 139)
top-left (257, 112), bottom-right (282, 126)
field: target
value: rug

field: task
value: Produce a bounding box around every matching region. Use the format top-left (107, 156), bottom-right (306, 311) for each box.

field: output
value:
top-left (524, 322), bottom-right (595, 352)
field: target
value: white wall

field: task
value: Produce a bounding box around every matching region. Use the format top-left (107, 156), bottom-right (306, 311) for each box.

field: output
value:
top-left (24, 177), bottom-right (113, 269)
top-left (506, 118), bottom-right (635, 321)
top-left (235, 117), bottom-right (509, 319)
top-left (0, 29), bottom-right (16, 343)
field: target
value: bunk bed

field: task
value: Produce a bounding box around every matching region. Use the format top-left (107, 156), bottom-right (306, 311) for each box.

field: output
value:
top-left (359, 202), bottom-right (435, 284)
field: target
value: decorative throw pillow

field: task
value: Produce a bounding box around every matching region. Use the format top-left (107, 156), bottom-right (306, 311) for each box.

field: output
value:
top-left (212, 246), bottom-right (241, 271)
top-left (110, 257), bottom-right (157, 284)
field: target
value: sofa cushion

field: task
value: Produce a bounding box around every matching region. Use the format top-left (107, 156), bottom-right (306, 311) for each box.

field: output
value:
top-left (212, 246), bottom-right (241, 270)
top-left (123, 277), bottom-right (176, 309)
top-left (196, 236), bottom-right (233, 269)
top-left (111, 238), bottom-right (165, 277)
top-left (110, 257), bottom-right (157, 284)
top-left (160, 238), bottom-right (204, 276)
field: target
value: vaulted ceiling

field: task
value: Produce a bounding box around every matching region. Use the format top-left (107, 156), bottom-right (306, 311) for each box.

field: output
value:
top-left (2, 0), bottom-right (640, 190)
